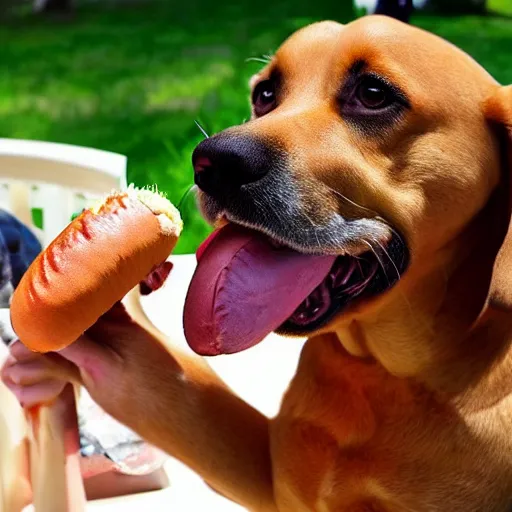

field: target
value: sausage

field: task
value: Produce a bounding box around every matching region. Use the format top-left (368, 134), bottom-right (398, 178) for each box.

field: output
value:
top-left (10, 187), bottom-right (182, 352)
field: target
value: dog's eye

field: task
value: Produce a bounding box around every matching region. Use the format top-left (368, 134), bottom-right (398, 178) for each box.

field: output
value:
top-left (356, 78), bottom-right (391, 109)
top-left (252, 80), bottom-right (276, 116)
top-left (340, 72), bottom-right (409, 132)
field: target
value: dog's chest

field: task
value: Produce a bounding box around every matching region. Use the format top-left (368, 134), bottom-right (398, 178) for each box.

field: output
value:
top-left (269, 337), bottom-right (510, 512)
top-left (270, 342), bottom-right (406, 511)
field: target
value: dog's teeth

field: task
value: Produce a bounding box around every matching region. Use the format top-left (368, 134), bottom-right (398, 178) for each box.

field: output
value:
top-left (269, 239), bottom-right (284, 249)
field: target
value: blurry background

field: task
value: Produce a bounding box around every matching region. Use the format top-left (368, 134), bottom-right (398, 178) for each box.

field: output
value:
top-left (0, 0), bottom-right (511, 253)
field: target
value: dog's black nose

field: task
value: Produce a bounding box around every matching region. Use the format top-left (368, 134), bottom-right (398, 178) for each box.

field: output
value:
top-left (192, 135), bottom-right (272, 197)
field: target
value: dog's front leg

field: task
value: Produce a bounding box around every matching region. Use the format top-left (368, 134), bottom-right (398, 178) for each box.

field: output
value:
top-left (3, 296), bottom-right (278, 512)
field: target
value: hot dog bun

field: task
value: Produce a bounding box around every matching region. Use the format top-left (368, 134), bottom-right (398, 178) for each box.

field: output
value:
top-left (10, 186), bottom-right (182, 353)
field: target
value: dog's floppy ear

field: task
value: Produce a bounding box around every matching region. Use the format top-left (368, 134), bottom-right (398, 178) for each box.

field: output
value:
top-left (483, 85), bottom-right (512, 311)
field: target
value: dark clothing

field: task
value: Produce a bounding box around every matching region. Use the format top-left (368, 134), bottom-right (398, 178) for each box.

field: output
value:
top-left (374, 0), bottom-right (414, 23)
top-left (0, 209), bottom-right (42, 289)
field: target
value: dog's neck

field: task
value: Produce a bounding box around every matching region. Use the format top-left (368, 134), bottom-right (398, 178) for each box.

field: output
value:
top-left (334, 193), bottom-right (512, 408)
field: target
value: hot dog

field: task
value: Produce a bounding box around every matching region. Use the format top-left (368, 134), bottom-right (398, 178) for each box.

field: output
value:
top-left (10, 186), bottom-right (182, 353)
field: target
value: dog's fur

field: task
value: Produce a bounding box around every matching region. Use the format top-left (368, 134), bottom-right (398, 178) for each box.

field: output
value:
top-left (190, 16), bottom-right (512, 510)
top-left (4, 14), bottom-right (512, 512)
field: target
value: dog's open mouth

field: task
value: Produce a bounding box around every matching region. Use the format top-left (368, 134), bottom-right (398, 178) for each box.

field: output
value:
top-left (183, 223), bottom-right (408, 356)
top-left (281, 242), bottom-right (404, 333)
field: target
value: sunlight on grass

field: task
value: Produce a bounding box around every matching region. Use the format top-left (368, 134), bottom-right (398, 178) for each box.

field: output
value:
top-left (146, 63), bottom-right (233, 114)
top-left (489, 0), bottom-right (512, 15)
top-left (1, 0), bottom-right (511, 252)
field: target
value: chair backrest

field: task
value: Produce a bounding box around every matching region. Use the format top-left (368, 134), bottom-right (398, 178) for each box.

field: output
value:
top-left (0, 138), bottom-right (127, 247)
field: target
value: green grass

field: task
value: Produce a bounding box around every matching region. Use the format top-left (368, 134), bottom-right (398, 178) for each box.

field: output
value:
top-left (1, 0), bottom-right (511, 253)
top-left (489, 0), bottom-right (512, 15)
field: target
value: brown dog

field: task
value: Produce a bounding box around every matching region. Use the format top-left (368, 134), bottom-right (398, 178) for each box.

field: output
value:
top-left (3, 14), bottom-right (512, 512)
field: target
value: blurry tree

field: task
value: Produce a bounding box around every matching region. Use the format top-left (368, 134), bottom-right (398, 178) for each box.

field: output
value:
top-left (422, 0), bottom-right (487, 14)
top-left (33, 0), bottom-right (72, 13)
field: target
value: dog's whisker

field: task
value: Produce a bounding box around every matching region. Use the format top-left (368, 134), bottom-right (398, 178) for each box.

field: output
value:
top-left (302, 211), bottom-right (322, 248)
top-left (326, 186), bottom-right (377, 216)
top-left (194, 120), bottom-right (210, 139)
top-left (374, 216), bottom-right (406, 244)
top-left (324, 187), bottom-right (407, 279)
top-left (245, 55), bottom-right (273, 64)
top-left (245, 57), bottom-right (269, 64)
top-left (249, 191), bottom-right (320, 250)
top-left (325, 185), bottom-right (406, 243)
top-left (248, 191), bottom-right (274, 225)
top-left (366, 237), bottom-right (416, 326)
top-left (326, 189), bottom-right (407, 255)
top-left (177, 184), bottom-right (198, 212)
top-left (362, 239), bottom-right (390, 286)
top-left (372, 237), bottom-right (402, 283)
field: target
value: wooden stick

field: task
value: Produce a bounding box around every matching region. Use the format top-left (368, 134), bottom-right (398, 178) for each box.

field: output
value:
top-left (0, 376), bottom-right (31, 512)
top-left (27, 384), bottom-right (86, 512)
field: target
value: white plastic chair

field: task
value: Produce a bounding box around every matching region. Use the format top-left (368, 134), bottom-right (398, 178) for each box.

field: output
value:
top-left (0, 138), bottom-right (127, 246)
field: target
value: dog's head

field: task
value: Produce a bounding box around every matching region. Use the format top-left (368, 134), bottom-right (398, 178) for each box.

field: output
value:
top-left (189, 16), bottom-right (512, 365)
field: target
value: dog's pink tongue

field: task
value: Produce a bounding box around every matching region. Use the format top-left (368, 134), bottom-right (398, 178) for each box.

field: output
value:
top-left (183, 224), bottom-right (335, 355)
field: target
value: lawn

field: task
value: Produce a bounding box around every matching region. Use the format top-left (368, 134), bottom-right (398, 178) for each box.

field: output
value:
top-left (1, 0), bottom-right (511, 253)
